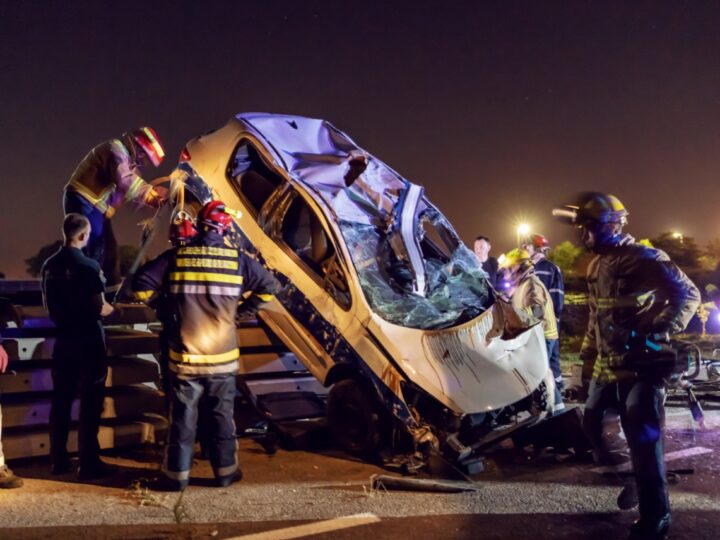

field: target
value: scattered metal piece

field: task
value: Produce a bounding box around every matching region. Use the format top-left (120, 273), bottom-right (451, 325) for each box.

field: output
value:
top-left (370, 473), bottom-right (481, 493)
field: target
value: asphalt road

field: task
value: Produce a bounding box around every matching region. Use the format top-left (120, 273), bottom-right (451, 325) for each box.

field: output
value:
top-left (2, 401), bottom-right (719, 539)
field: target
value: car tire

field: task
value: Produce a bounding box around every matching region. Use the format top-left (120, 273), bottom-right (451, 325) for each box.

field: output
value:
top-left (327, 378), bottom-right (387, 455)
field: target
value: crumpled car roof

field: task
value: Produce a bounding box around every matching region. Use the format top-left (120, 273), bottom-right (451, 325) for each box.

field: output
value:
top-left (237, 112), bottom-right (417, 225)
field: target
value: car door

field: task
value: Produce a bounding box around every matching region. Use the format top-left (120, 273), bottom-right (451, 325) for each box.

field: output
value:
top-left (258, 186), bottom-right (356, 383)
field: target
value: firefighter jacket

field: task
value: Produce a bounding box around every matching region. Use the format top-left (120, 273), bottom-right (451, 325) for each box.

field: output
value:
top-left (533, 255), bottom-right (564, 322)
top-left (64, 136), bottom-right (154, 217)
top-left (131, 232), bottom-right (280, 377)
top-left (579, 234), bottom-right (700, 383)
top-left (510, 269), bottom-right (559, 340)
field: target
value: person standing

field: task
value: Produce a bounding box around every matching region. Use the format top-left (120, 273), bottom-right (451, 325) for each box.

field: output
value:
top-left (498, 248), bottom-right (563, 410)
top-left (64, 127), bottom-right (168, 285)
top-left (41, 214), bottom-right (116, 479)
top-left (473, 235), bottom-right (499, 288)
top-left (521, 233), bottom-right (565, 394)
top-left (0, 340), bottom-right (23, 488)
top-left (554, 192), bottom-right (699, 540)
top-left (132, 200), bottom-right (279, 491)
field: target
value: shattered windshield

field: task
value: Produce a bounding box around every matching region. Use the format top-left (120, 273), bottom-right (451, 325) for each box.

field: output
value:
top-left (340, 210), bottom-right (493, 330)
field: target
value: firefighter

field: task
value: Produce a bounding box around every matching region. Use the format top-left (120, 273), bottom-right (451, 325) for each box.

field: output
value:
top-left (554, 192), bottom-right (699, 540)
top-left (498, 248), bottom-right (563, 410)
top-left (64, 127), bottom-right (168, 286)
top-left (41, 214), bottom-right (117, 479)
top-left (0, 341), bottom-right (23, 488)
top-left (132, 200), bottom-right (279, 491)
top-left (521, 233), bottom-right (565, 394)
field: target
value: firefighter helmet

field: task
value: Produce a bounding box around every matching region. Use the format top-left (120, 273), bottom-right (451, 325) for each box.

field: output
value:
top-left (553, 192), bottom-right (628, 227)
top-left (521, 233), bottom-right (550, 250)
top-left (198, 200), bottom-right (234, 234)
top-left (131, 126), bottom-right (165, 167)
top-left (169, 211), bottom-right (197, 246)
top-left (498, 248), bottom-right (531, 269)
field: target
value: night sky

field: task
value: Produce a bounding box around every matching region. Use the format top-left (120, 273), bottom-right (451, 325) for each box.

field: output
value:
top-left (3, 1), bottom-right (720, 277)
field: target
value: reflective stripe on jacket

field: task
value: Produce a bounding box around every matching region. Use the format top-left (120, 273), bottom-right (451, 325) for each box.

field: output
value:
top-left (131, 233), bottom-right (280, 376)
top-left (511, 272), bottom-right (558, 340)
top-left (579, 236), bottom-right (700, 383)
top-left (65, 138), bottom-right (153, 215)
top-left (533, 256), bottom-right (564, 321)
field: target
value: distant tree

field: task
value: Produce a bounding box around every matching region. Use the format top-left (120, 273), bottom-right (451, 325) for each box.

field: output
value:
top-left (25, 240), bottom-right (63, 278)
top-left (700, 238), bottom-right (720, 272)
top-left (649, 232), bottom-right (702, 270)
top-left (548, 241), bottom-right (584, 275)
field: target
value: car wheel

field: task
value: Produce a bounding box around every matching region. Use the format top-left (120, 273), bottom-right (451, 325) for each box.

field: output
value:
top-left (327, 378), bottom-right (387, 455)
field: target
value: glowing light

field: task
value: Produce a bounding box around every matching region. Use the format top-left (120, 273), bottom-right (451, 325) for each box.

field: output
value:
top-left (516, 222), bottom-right (532, 246)
top-left (671, 231), bottom-right (684, 242)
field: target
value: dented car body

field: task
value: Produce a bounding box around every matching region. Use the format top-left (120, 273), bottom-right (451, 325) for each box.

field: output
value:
top-left (177, 113), bottom-right (555, 464)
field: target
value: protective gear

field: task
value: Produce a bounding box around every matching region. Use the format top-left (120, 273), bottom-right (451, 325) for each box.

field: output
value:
top-left (506, 258), bottom-right (561, 408)
top-left (169, 211), bottom-right (197, 246)
top-left (553, 192), bottom-right (628, 227)
top-left (497, 248), bottom-right (531, 270)
top-left (521, 233), bottom-right (550, 251)
top-left (556, 198), bottom-right (700, 533)
top-left (130, 126), bottom-right (165, 168)
top-left (64, 132), bottom-right (165, 283)
top-left (131, 230), bottom-right (279, 487)
top-left (197, 200), bottom-right (238, 235)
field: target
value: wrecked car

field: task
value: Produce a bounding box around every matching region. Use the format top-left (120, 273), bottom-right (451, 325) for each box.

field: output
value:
top-left (172, 113), bottom-right (555, 467)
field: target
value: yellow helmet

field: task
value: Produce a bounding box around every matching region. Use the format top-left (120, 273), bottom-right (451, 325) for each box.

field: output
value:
top-left (498, 248), bottom-right (531, 269)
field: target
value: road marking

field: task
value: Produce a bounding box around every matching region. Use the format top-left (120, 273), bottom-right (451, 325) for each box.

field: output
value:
top-left (590, 446), bottom-right (713, 474)
top-left (228, 513), bottom-right (381, 540)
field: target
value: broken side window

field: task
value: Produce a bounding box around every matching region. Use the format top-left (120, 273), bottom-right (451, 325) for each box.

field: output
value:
top-left (227, 141), bottom-right (284, 218)
top-left (277, 192), bottom-right (351, 309)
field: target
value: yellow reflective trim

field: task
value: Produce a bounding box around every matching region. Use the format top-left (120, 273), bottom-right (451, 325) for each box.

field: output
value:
top-left (177, 246), bottom-right (237, 257)
top-left (125, 176), bottom-right (146, 202)
top-left (176, 258), bottom-right (238, 270)
top-left (67, 179), bottom-right (111, 214)
top-left (169, 348), bottom-right (240, 365)
top-left (134, 290), bottom-right (154, 301)
top-left (255, 293), bottom-right (275, 302)
top-left (169, 272), bottom-right (244, 284)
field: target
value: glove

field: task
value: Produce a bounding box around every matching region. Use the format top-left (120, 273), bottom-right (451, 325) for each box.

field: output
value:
top-left (144, 186), bottom-right (168, 208)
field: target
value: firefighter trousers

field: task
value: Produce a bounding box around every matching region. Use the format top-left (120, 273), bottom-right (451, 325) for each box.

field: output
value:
top-left (583, 377), bottom-right (669, 522)
top-left (164, 373), bottom-right (238, 487)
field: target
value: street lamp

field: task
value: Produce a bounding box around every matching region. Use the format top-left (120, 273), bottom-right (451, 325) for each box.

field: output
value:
top-left (671, 231), bottom-right (684, 244)
top-left (516, 223), bottom-right (531, 246)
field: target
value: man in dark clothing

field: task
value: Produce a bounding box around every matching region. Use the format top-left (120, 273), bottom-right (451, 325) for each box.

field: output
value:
top-left (554, 193), bottom-right (700, 540)
top-left (473, 235), bottom-right (499, 288)
top-left (521, 233), bottom-right (565, 394)
top-left (41, 214), bottom-right (116, 480)
top-left (132, 200), bottom-right (279, 491)
top-left (64, 127), bottom-right (168, 285)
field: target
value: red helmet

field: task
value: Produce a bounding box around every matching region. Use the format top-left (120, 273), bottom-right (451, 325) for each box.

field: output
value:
top-left (522, 233), bottom-right (550, 250)
top-left (132, 126), bottom-right (165, 167)
top-left (198, 200), bottom-right (234, 234)
top-left (169, 211), bottom-right (197, 246)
